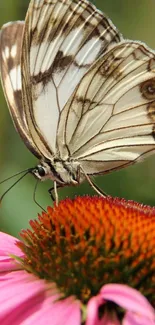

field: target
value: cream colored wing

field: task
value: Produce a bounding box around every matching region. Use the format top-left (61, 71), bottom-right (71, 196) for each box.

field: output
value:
top-left (0, 22), bottom-right (41, 158)
top-left (21, 0), bottom-right (122, 159)
top-left (57, 41), bottom-right (155, 175)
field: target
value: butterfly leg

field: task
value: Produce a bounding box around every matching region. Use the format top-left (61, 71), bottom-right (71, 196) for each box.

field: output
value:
top-left (80, 166), bottom-right (107, 197)
top-left (89, 177), bottom-right (107, 197)
top-left (33, 179), bottom-right (46, 212)
top-left (48, 182), bottom-right (65, 205)
top-left (48, 187), bottom-right (55, 201)
top-left (48, 181), bottom-right (58, 205)
top-left (54, 181), bottom-right (58, 206)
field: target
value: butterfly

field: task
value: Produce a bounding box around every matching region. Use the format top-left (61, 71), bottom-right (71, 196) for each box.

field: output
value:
top-left (1, 0), bottom-right (155, 204)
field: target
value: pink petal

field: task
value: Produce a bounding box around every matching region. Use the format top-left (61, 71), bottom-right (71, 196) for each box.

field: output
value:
top-left (86, 296), bottom-right (120, 325)
top-left (0, 271), bottom-right (47, 319)
top-left (86, 296), bottom-right (104, 325)
top-left (0, 269), bottom-right (81, 324)
top-left (0, 232), bottom-right (22, 255)
top-left (0, 232), bottom-right (24, 272)
top-left (21, 296), bottom-right (81, 325)
top-left (123, 311), bottom-right (155, 325)
top-left (100, 284), bottom-right (155, 321)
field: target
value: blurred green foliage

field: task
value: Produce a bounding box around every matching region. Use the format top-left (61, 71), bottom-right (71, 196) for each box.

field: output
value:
top-left (0, 0), bottom-right (155, 237)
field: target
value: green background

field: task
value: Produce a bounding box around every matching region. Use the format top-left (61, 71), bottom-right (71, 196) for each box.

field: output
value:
top-left (0, 0), bottom-right (155, 237)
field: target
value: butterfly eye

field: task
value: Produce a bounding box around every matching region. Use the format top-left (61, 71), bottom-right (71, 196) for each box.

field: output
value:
top-left (37, 166), bottom-right (46, 177)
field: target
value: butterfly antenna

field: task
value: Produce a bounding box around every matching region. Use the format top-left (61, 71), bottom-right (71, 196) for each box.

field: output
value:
top-left (33, 179), bottom-right (46, 212)
top-left (0, 168), bottom-right (33, 185)
top-left (0, 170), bottom-right (31, 203)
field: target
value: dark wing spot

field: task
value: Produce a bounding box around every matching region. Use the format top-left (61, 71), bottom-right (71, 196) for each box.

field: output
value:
top-left (146, 101), bottom-right (155, 140)
top-left (31, 52), bottom-right (73, 86)
top-left (147, 101), bottom-right (155, 122)
top-left (31, 50), bottom-right (90, 87)
top-left (152, 125), bottom-right (155, 140)
top-left (100, 55), bottom-right (122, 79)
top-left (148, 58), bottom-right (155, 71)
top-left (140, 78), bottom-right (155, 100)
top-left (52, 51), bottom-right (73, 73)
top-left (76, 96), bottom-right (97, 112)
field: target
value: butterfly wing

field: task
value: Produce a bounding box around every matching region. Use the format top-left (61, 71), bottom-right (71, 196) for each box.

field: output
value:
top-left (0, 21), bottom-right (41, 158)
top-left (57, 41), bottom-right (155, 175)
top-left (21, 0), bottom-right (122, 159)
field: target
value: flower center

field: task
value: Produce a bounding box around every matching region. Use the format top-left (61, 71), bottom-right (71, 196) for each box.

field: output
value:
top-left (17, 196), bottom-right (155, 306)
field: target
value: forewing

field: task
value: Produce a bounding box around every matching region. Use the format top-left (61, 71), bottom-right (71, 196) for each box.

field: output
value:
top-left (0, 21), bottom-right (41, 158)
top-left (57, 41), bottom-right (155, 174)
top-left (21, 0), bottom-right (122, 158)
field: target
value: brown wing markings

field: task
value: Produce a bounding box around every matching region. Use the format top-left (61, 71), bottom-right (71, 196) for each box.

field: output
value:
top-left (29, 0), bottom-right (121, 88)
top-left (0, 21), bottom-right (41, 158)
top-left (66, 43), bottom-right (155, 148)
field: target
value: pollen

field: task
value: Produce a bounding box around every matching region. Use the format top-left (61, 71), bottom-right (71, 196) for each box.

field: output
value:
top-left (17, 196), bottom-right (155, 305)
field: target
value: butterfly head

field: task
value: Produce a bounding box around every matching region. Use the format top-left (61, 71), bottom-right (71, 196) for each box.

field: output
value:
top-left (31, 162), bottom-right (53, 182)
top-left (32, 165), bottom-right (46, 180)
top-left (30, 159), bottom-right (83, 185)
